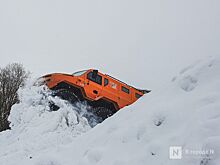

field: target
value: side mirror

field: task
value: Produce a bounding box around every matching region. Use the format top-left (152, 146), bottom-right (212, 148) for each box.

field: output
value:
top-left (92, 70), bottom-right (98, 79)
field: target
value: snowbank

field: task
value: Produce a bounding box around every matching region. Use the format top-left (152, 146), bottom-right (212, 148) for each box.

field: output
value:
top-left (0, 57), bottom-right (220, 165)
top-left (0, 83), bottom-right (91, 164)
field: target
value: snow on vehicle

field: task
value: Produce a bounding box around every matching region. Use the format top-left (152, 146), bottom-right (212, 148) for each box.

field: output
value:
top-left (41, 69), bottom-right (150, 121)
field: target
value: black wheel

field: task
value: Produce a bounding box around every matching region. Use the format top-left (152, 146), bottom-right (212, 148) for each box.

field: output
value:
top-left (49, 82), bottom-right (118, 124)
top-left (91, 107), bottom-right (116, 122)
top-left (88, 98), bottom-right (117, 121)
top-left (53, 89), bottom-right (80, 104)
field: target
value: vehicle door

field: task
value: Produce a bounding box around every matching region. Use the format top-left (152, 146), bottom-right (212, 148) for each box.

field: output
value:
top-left (85, 70), bottom-right (103, 100)
top-left (119, 85), bottom-right (132, 107)
top-left (101, 77), bottom-right (119, 103)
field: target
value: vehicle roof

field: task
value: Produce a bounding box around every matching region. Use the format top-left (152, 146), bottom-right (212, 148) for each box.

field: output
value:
top-left (48, 69), bottom-right (147, 94)
top-left (87, 69), bottom-right (144, 91)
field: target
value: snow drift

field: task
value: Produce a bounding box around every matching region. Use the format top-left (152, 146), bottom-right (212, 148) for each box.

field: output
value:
top-left (0, 57), bottom-right (220, 165)
top-left (0, 84), bottom-right (91, 163)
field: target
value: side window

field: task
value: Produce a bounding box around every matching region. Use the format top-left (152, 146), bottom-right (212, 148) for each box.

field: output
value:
top-left (87, 72), bottom-right (102, 85)
top-left (121, 86), bottom-right (130, 94)
top-left (104, 78), bottom-right (109, 86)
top-left (135, 93), bottom-right (142, 99)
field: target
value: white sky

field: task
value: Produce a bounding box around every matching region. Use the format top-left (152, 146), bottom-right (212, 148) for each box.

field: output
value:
top-left (0, 0), bottom-right (220, 89)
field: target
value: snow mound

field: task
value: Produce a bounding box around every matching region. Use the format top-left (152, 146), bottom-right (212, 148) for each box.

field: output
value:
top-left (46, 56), bottom-right (219, 165)
top-left (0, 57), bottom-right (220, 165)
top-left (0, 83), bottom-right (91, 163)
top-left (9, 85), bottom-right (91, 134)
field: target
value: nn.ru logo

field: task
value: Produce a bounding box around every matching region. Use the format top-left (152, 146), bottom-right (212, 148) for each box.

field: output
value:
top-left (169, 146), bottom-right (182, 159)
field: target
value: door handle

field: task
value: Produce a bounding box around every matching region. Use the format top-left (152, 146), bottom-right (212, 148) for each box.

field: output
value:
top-left (93, 90), bottom-right (98, 94)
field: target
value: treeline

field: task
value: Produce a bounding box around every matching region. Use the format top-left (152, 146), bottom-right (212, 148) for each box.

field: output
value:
top-left (0, 63), bottom-right (29, 132)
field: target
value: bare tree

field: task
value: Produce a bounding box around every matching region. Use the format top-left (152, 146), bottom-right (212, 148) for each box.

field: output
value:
top-left (0, 63), bottom-right (29, 131)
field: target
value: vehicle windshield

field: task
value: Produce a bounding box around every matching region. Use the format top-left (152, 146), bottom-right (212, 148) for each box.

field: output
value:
top-left (72, 70), bottom-right (87, 76)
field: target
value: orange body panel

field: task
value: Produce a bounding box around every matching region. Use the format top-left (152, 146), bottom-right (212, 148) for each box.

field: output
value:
top-left (42, 69), bottom-right (147, 111)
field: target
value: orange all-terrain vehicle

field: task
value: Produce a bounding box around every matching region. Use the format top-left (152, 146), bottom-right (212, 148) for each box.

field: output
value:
top-left (42, 69), bottom-right (150, 120)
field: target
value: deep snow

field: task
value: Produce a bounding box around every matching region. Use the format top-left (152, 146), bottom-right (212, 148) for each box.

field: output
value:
top-left (0, 56), bottom-right (220, 165)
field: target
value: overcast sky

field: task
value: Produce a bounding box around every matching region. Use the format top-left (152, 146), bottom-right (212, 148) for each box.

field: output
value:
top-left (0, 0), bottom-right (219, 89)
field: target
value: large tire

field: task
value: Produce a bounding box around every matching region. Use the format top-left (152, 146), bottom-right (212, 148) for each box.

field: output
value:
top-left (50, 82), bottom-right (118, 124)
top-left (91, 107), bottom-right (115, 122)
top-left (53, 89), bottom-right (80, 104)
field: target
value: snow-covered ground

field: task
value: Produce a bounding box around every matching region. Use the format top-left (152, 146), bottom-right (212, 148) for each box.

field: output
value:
top-left (0, 56), bottom-right (220, 165)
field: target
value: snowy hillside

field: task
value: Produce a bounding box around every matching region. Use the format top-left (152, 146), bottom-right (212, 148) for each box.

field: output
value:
top-left (0, 56), bottom-right (220, 165)
top-left (0, 84), bottom-right (91, 163)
